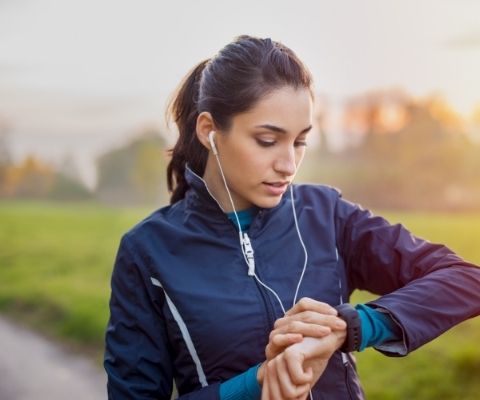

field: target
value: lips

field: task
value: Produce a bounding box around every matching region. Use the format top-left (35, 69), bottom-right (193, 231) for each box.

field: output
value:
top-left (262, 181), bottom-right (290, 195)
top-left (264, 181), bottom-right (289, 187)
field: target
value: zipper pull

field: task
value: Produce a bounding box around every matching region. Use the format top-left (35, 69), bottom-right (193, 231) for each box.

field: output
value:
top-left (341, 352), bottom-right (349, 366)
top-left (242, 233), bottom-right (255, 276)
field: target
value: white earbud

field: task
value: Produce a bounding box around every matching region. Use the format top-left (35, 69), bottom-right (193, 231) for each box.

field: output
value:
top-left (208, 131), bottom-right (218, 155)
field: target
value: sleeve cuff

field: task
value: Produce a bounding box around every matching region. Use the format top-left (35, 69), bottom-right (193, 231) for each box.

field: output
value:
top-left (219, 364), bottom-right (261, 400)
top-left (355, 303), bottom-right (406, 354)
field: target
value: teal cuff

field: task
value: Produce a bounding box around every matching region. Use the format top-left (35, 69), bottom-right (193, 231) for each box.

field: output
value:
top-left (219, 363), bottom-right (262, 400)
top-left (355, 303), bottom-right (401, 351)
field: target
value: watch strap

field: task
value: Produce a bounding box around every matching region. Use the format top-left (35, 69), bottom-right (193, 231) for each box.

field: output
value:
top-left (334, 303), bottom-right (362, 352)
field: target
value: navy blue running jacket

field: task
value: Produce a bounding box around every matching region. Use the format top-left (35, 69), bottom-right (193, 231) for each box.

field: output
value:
top-left (104, 167), bottom-right (480, 399)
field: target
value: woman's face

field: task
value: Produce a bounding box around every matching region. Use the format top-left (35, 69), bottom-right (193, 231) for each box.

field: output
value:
top-left (204, 85), bottom-right (313, 211)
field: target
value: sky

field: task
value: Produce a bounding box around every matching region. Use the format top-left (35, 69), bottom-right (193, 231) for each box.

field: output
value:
top-left (0, 0), bottom-right (479, 187)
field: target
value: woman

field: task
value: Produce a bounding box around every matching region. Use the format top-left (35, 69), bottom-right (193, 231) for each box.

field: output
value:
top-left (104, 35), bottom-right (480, 400)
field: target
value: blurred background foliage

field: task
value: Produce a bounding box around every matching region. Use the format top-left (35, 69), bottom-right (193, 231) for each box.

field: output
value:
top-left (1, 88), bottom-right (480, 399)
top-left (1, 1), bottom-right (479, 398)
top-left (0, 202), bottom-right (479, 399)
top-left (1, 89), bottom-right (479, 210)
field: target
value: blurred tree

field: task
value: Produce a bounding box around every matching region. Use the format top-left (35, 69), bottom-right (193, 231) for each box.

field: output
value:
top-left (343, 89), bottom-right (411, 145)
top-left (471, 105), bottom-right (480, 143)
top-left (58, 153), bottom-right (83, 183)
top-left (3, 155), bottom-right (55, 198)
top-left (0, 118), bottom-right (11, 165)
top-left (473, 105), bottom-right (480, 124)
top-left (348, 99), bottom-right (476, 210)
top-left (48, 154), bottom-right (93, 201)
top-left (425, 94), bottom-right (465, 134)
top-left (302, 91), bottom-right (480, 211)
top-left (0, 117), bottom-right (12, 196)
top-left (95, 127), bottom-right (168, 205)
top-left (48, 173), bottom-right (93, 201)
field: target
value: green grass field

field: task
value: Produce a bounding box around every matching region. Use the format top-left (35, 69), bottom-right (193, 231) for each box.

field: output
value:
top-left (0, 201), bottom-right (479, 399)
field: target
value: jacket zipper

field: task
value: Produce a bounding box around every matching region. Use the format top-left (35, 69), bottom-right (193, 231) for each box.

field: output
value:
top-left (243, 210), bottom-right (277, 330)
top-left (342, 353), bottom-right (355, 400)
top-left (252, 266), bottom-right (277, 331)
top-left (220, 203), bottom-right (277, 348)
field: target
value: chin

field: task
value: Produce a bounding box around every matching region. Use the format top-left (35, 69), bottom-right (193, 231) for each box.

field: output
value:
top-left (254, 195), bottom-right (283, 209)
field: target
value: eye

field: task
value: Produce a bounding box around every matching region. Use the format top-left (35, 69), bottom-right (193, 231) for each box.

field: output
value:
top-left (294, 140), bottom-right (308, 148)
top-left (256, 138), bottom-right (276, 147)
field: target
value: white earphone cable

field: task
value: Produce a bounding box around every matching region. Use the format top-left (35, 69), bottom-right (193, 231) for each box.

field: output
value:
top-left (213, 153), bottom-right (244, 243)
top-left (212, 150), bottom-right (308, 315)
top-left (210, 140), bottom-right (313, 400)
top-left (290, 184), bottom-right (309, 307)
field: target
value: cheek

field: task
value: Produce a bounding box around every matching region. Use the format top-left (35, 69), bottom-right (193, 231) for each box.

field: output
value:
top-left (232, 147), bottom-right (269, 172)
top-left (241, 155), bottom-right (270, 177)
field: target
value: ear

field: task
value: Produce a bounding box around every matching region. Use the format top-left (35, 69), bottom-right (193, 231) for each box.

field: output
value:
top-left (196, 111), bottom-right (217, 152)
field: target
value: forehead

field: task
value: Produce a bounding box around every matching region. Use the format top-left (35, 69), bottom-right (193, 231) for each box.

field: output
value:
top-left (231, 86), bottom-right (313, 131)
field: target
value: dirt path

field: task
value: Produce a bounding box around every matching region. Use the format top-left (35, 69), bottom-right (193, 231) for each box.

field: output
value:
top-left (0, 315), bottom-right (106, 400)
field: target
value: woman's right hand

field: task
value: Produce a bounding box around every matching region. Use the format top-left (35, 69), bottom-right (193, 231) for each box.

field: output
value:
top-left (264, 298), bottom-right (346, 361)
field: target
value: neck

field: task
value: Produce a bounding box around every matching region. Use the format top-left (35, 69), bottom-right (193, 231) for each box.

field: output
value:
top-left (202, 156), bottom-right (245, 213)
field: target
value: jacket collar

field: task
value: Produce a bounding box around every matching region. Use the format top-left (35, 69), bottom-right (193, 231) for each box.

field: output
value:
top-left (183, 164), bottom-right (290, 236)
top-left (184, 164), bottom-right (225, 213)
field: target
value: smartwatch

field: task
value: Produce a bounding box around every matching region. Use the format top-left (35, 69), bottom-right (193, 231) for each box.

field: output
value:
top-left (334, 303), bottom-right (362, 353)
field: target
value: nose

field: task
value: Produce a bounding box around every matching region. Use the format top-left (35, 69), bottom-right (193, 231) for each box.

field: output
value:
top-left (273, 146), bottom-right (297, 177)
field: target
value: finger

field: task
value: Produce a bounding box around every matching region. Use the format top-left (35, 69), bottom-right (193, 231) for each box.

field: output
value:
top-left (272, 320), bottom-right (332, 338)
top-left (272, 333), bottom-right (303, 347)
top-left (277, 311), bottom-right (346, 329)
top-left (275, 311), bottom-right (346, 331)
top-left (276, 355), bottom-right (297, 398)
top-left (284, 347), bottom-right (313, 385)
top-left (276, 354), bottom-right (311, 399)
top-left (271, 333), bottom-right (303, 349)
top-left (265, 359), bottom-right (284, 400)
top-left (266, 333), bottom-right (303, 360)
top-left (285, 297), bottom-right (337, 317)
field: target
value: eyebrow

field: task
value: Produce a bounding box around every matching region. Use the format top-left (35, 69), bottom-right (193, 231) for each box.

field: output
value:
top-left (254, 124), bottom-right (312, 135)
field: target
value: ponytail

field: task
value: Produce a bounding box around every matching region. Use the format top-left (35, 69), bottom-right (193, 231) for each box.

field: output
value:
top-left (166, 59), bottom-right (210, 204)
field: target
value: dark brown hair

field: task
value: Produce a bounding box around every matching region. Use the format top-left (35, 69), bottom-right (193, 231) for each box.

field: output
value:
top-left (166, 35), bottom-right (313, 203)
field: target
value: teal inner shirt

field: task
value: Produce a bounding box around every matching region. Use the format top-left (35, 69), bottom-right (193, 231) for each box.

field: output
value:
top-left (226, 207), bottom-right (258, 231)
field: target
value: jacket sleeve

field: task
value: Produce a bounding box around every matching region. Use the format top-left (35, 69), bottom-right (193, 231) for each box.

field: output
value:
top-left (334, 192), bottom-right (480, 355)
top-left (104, 235), bottom-right (221, 400)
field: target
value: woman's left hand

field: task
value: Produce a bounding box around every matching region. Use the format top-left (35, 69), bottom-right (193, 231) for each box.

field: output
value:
top-left (260, 327), bottom-right (347, 399)
top-left (260, 344), bottom-right (313, 400)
